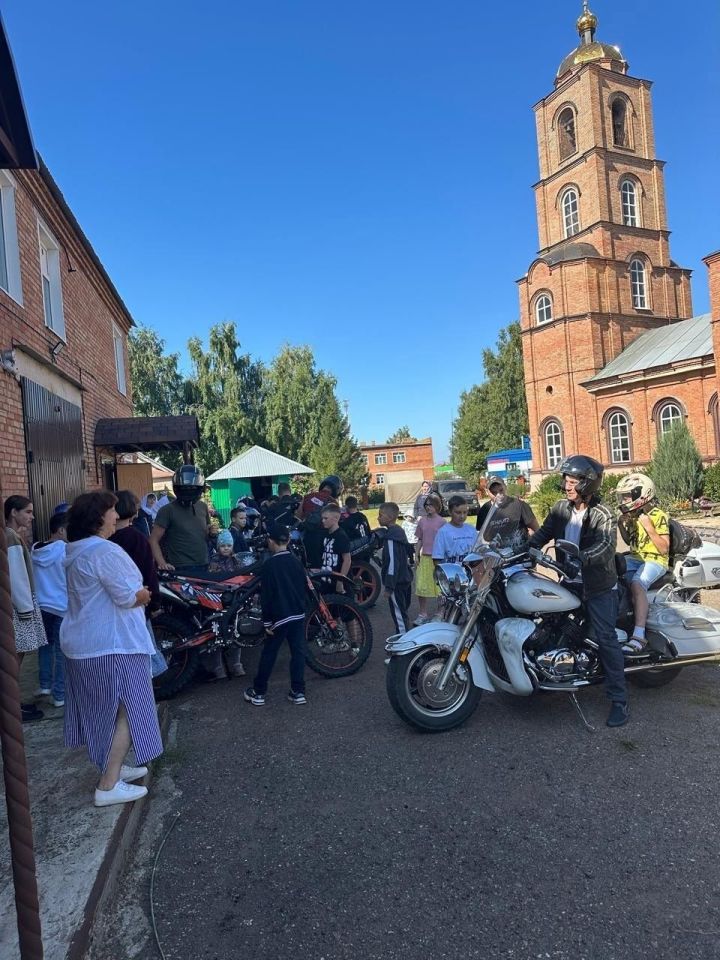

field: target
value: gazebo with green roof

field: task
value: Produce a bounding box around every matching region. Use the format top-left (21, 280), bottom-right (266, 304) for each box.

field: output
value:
top-left (205, 445), bottom-right (315, 525)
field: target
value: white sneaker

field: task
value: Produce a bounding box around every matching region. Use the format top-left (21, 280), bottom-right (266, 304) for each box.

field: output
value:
top-left (413, 614), bottom-right (429, 626)
top-left (119, 764), bottom-right (148, 782)
top-left (52, 698), bottom-right (65, 708)
top-left (94, 780), bottom-right (148, 807)
top-left (35, 688), bottom-right (51, 697)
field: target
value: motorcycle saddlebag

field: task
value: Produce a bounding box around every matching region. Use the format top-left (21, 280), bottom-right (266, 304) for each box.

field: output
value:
top-left (646, 601), bottom-right (720, 658)
top-left (673, 541), bottom-right (720, 590)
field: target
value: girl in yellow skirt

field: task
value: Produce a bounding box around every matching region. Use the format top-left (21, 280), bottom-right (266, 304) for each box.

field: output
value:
top-left (413, 494), bottom-right (446, 625)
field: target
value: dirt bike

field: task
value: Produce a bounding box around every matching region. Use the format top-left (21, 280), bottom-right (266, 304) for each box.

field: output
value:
top-left (154, 560), bottom-right (373, 699)
top-left (348, 534), bottom-right (383, 609)
top-left (385, 506), bottom-right (720, 733)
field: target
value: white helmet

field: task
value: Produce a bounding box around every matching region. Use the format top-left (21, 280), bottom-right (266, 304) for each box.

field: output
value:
top-left (615, 473), bottom-right (655, 513)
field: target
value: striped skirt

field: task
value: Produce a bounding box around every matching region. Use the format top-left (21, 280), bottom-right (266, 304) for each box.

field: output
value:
top-left (64, 654), bottom-right (163, 772)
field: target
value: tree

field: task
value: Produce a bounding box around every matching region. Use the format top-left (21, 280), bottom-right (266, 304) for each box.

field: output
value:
top-left (186, 323), bottom-right (266, 474)
top-left (128, 327), bottom-right (185, 418)
top-left (649, 422), bottom-right (704, 505)
top-left (386, 425), bottom-right (416, 443)
top-left (311, 400), bottom-right (368, 492)
top-left (451, 322), bottom-right (528, 485)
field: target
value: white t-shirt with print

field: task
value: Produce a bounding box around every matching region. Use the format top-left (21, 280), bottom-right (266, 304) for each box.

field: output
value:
top-left (431, 523), bottom-right (477, 563)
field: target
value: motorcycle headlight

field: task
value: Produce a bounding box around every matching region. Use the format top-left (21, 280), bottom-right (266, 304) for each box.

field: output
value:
top-left (434, 562), bottom-right (470, 598)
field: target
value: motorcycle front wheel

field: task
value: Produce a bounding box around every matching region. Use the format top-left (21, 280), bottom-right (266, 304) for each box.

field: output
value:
top-left (386, 649), bottom-right (482, 732)
top-left (305, 595), bottom-right (373, 677)
top-left (349, 560), bottom-right (382, 608)
top-left (152, 613), bottom-right (201, 700)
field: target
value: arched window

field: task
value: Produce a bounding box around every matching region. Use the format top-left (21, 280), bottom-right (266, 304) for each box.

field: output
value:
top-left (710, 394), bottom-right (720, 455)
top-left (621, 179), bottom-right (638, 227)
top-left (658, 402), bottom-right (682, 436)
top-left (607, 410), bottom-right (631, 463)
top-left (544, 420), bottom-right (563, 469)
top-left (630, 258), bottom-right (647, 309)
top-left (612, 98), bottom-right (628, 147)
top-left (562, 188), bottom-right (580, 238)
top-left (558, 107), bottom-right (577, 160)
top-left (535, 294), bottom-right (553, 325)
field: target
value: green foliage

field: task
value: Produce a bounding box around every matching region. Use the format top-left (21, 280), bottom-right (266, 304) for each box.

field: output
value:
top-left (529, 472), bottom-right (563, 521)
top-left (386, 425), bottom-right (416, 443)
top-left (263, 345), bottom-right (333, 465)
top-left (451, 322), bottom-right (528, 486)
top-left (128, 327), bottom-right (186, 470)
top-left (702, 463), bottom-right (720, 502)
top-left (599, 472), bottom-right (628, 504)
top-left (186, 323), bottom-right (266, 475)
top-left (649, 422), bottom-right (704, 505)
top-left (368, 486), bottom-right (386, 505)
top-left (310, 401), bottom-right (368, 492)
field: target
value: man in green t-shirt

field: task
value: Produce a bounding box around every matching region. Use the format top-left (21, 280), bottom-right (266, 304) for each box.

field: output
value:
top-left (150, 465), bottom-right (210, 573)
top-left (616, 473), bottom-right (670, 657)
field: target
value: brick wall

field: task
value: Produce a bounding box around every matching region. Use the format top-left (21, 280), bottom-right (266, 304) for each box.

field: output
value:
top-left (0, 167), bottom-right (133, 501)
top-left (359, 440), bottom-right (435, 486)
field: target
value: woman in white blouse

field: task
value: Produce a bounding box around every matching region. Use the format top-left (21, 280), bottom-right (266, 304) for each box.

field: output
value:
top-left (61, 491), bottom-right (163, 807)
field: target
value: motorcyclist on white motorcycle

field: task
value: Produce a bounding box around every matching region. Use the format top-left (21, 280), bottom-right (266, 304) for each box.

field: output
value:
top-left (528, 455), bottom-right (629, 728)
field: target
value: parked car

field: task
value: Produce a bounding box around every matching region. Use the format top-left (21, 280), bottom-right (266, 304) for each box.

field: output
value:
top-left (430, 477), bottom-right (480, 516)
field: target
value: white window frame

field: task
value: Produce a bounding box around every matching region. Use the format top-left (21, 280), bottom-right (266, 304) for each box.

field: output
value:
top-left (113, 323), bottom-right (127, 396)
top-left (562, 188), bottom-right (580, 238)
top-left (608, 411), bottom-right (631, 463)
top-left (545, 421), bottom-right (563, 469)
top-left (630, 258), bottom-right (648, 309)
top-left (37, 219), bottom-right (65, 340)
top-left (392, 451), bottom-right (406, 464)
top-left (0, 171), bottom-right (22, 304)
top-left (535, 294), bottom-right (553, 325)
top-left (374, 453), bottom-right (387, 465)
top-left (621, 180), bottom-right (638, 227)
top-left (659, 403), bottom-right (682, 436)
top-left (375, 473), bottom-right (385, 485)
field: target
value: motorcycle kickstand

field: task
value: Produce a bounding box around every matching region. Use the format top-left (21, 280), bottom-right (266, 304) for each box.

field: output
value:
top-left (568, 691), bottom-right (596, 733)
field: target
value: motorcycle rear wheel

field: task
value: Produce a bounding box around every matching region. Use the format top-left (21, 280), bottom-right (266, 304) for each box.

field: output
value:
top-left (305, 595), bottom-right (373, 677)
top-left (629, 666), bottom-right (683, 688)
top-left (386, 649), bottom-right (482, 732)
top-left (152, 614), bottom-right (201, 700)
top-left (349, 560), bottom-right (382, 608)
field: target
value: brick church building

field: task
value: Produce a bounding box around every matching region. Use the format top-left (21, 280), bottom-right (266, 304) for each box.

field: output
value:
top-left (519, 3), bottom-right (719, 486)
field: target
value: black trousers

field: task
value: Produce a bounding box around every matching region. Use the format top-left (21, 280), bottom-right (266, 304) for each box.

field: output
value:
top-left (387, 582), bottom-right (411, 635)
top-left (253, 619), bottom-right (306, 695)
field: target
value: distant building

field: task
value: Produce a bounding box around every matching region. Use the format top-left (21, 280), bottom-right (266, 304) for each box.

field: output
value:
top-left (485, 447), bottom-right (533, 481)
top-left (359, 437), bottom-right (434, 487)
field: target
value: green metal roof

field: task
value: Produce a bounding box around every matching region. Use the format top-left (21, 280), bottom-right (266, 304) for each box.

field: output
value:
top-left (585, 313), bottom-right (712, 384)
top-left (206, 445), bottom-right (314, 482)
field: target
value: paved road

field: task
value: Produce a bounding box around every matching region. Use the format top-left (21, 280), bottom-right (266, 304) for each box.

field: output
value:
top-left (92, 599), bottom-right (720, 960)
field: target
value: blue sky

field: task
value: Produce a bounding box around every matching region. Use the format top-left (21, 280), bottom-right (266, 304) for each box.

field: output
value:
top-left (5, 1), bottom-right (719, 461)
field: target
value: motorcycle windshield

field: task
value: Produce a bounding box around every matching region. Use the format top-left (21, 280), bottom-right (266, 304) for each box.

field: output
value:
top-left (474, 499), bottom-right (530, 555)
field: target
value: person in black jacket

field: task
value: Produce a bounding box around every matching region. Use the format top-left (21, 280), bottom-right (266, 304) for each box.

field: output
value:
top-left (529, 455), bottom-right (629, 728)
top-left (378, 502), bottom-right (413, 635)
top-left (244, 523), bottom-right (308, 706)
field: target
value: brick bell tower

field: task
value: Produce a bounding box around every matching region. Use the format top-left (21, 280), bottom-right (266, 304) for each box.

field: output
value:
top-left (518, 2), bottom-right (693, 481)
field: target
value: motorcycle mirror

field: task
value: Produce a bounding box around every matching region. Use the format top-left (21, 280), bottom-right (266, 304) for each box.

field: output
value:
top-left (556, 539), bottom-right (580, 557)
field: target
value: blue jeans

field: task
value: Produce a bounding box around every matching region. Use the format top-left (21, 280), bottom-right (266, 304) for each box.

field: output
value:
top-left (585, 589), bottom-right (627, 704)
top-left (38, 611), bottom-right (65, 701)
top-left (624, 557), bottom-right (667, 592)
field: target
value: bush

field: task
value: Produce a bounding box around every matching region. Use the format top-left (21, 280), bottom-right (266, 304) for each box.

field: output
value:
top-left (529, 473), bottom-right (563, 521)
top-left (702, 463), bottom-right (720, 502)
top-left (368, 486), bottom-right (385, 505)
top-left (649, 422), bottom-right (704, 506)
top-left (599, 472), bottom-right (629, 504)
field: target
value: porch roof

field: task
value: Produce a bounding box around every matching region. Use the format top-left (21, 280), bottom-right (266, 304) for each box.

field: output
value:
top-left (94, 416), bottom-right (200, 453)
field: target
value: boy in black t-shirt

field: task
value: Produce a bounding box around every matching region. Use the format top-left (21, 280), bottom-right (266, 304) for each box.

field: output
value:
top-left (340, 496), bottom-right (371, 542)
top-left (319, 503), bottom-right (352, 593)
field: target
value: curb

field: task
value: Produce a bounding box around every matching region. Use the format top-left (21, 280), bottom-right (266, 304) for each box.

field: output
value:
top-left (66, 702), bottom-right (170, 960)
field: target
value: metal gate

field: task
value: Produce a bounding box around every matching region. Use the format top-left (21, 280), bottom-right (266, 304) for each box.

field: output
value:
top-left (21, 377), bottom-right (85, 540)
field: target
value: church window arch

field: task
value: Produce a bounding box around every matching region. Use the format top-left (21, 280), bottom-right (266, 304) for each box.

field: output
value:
top-left (629, 257), bottom-right (649, 309)
top-left (611, 96), bottom-right (629, 148)
top-left (710, 394), bottom-right (720, 456)
top-left (534, 292), bottom-right (553, 325)
top-left (621, 179), bottom-right (639, 227)
top-left (652, 398), bottom-right (685, 437)
top-left (557, 106), bottom-right (577, 161)
top-left (541, 418), bottom-right (564, 470)
top-left (602, 407), bottom-right (633, 464)
top-left (561, 187), bottom-right (580, 238)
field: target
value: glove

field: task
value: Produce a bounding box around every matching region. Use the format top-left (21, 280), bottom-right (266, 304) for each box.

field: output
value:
top-left (564, 557), bottom-right (582, 580)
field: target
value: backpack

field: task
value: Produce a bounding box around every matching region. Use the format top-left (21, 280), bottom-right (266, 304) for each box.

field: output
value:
top-left (669, 518), bottom-right (702, 561)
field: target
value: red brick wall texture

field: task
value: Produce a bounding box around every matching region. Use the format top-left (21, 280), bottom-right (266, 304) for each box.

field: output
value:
top-left (359, 440), bottom-right (435, 486)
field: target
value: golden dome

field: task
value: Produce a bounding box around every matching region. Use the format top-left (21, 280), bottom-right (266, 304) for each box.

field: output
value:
top-left (577, 4), bottom-right (598, 37)
top-left (556, 41), bottom-right (626, 80)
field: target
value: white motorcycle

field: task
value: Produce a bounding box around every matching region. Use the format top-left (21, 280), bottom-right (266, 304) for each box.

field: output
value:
top-left (385, 510), bottom-right (720, 733)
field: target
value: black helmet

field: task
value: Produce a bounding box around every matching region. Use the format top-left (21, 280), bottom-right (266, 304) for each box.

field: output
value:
top-left (319, 475), bottom-right (342, 498)
top-left (558, 455), bottom-right (603, 498)
top-left (172, 464), bottom-right (205, 506)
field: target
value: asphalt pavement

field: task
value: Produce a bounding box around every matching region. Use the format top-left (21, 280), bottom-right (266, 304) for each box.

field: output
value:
top-left (90, 598), bottom-right (720, 960)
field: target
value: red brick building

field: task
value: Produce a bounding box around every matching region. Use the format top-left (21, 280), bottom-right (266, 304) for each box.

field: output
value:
top-left (0, 158), bottom-right (135, 535)
top-left (359, 438), bottom-right (434, 488)
top-left (519, 5), bottom-right (717, 485)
